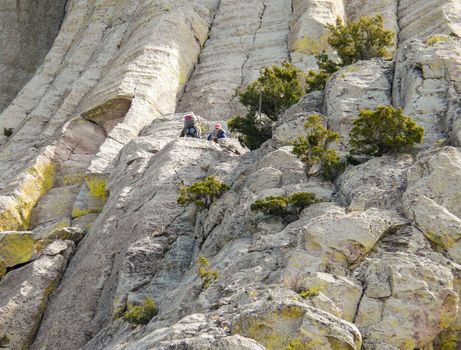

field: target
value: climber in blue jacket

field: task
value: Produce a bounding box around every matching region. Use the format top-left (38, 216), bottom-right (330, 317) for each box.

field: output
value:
top-left (207, 123), bottom-right (227, 143)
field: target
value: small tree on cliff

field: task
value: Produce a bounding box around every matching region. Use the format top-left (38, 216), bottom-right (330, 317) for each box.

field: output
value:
top-left (349, 105), bottom-right (424, 156)
top-left (291, 114), bottom-right (342, 180)
top-left (228, 62), bottom-right (305, 149)
top-left (306, 14), bottom-right (394, 93)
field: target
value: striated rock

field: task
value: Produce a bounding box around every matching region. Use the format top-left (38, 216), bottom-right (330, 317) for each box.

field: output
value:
top-left (288, 0), bottom-right (346, 69)
top-left (324, 59), bottom-right (393, 149)
top-left (355, 252), bottom-right (458, 349)
top-left (273, 91), bottom-right (325, 146)
top-left (0, 0), bottom-right (66, 113)
top-left (233, 301), bottom-right (362, 349)
top-left (0, 240), bottom-right (74, 350)
top-left (300, 272), bottom-right (362, 322)
top-left (284, 202), bottom-right (406, 272)
top-left (398, 0), bottom-right (461, 43)
top-left (1, 0), bottom-right (461, 349)
top-left (337, 154), bottom-right (413, 210)
top-left (403, 147), bottom-right (461, 264)
top-left (31, 138), bottom-right (239, 350)
top-left (346, 0), bottom-right (398, 51)
top-left (393, 38), bottom-right (461, 146)
top-left (177, 0), bottom-right (291, 119)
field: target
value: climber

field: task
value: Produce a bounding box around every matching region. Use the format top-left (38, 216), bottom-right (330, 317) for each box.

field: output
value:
top-left (207, 123), bottom-right (227, 143)
top-left (180, 113), bottom-right (201, 138)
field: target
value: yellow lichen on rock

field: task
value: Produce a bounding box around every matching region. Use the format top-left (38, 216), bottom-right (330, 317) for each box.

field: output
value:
top-left (233, 305), bottom-right (310, 350)
top-left (85, 175), bottom-right (108, 202)
top-left (292, 34), bottom-right (329, 55)
top-left (0, 160), bottom-right (55, 231)
top-left (71, 207), bottom-right (101, 219)
top-left (0, 232), bottom-right (35, 268)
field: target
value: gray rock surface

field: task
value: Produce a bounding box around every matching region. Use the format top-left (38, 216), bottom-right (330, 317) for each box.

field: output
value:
top-left (0, 0), bottom-right (66, 113)
top-left (0, 240), bottom-right (74, 350)
top-left (1, 0), bottom-right (461, 349)
top-left (324, 59), bottom-right (394, 149)
top-left (393, 37), bottom-right (461, 146)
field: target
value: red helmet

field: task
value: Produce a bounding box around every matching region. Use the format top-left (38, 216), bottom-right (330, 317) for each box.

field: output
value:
top-left (184, 114), bottom-right (193, 120)
top-left (214, 123), bottom-right (222, 129)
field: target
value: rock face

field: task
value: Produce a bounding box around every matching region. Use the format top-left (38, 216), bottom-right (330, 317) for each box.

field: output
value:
top-left (324, 59), bottom-right (393, 149)
top-left (0, 240), bottom-right (75, 350)
top-left (393, 37), bottom-right (461, 146)
top-left (0, 0), bottom-right (66, 113)
top-left (1, 0), bottom-right (461, 350)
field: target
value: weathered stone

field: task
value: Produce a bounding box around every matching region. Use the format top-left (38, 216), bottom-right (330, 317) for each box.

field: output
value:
top-left (288, 0), bottom-right (345, 70)
top-left (177, 0), bottom-right (291, 119)
top-left (285, 203), bottom-right (406, 272)
top-left (0, 240), bottom-right (74, 350)
top-left (324, 59), bottom-right (393, 149)
top-left (403, 147), bottom-right (461, 264)
top-left (398, 0), bottom-right (461, 43)
top-left (233, 301), bottom-right (362, 349)
top-left (355, 252), bottom-right (458, 349)
top-left (393, 38), bottom-right (461, 146)
top-left (0, 0), bottom-right (66, 114)
top-left (337, 154), bottom-right (413, 210)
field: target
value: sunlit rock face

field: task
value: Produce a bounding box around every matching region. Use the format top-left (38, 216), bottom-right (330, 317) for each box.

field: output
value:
top-left (0, 0), bottom-right (461, 349)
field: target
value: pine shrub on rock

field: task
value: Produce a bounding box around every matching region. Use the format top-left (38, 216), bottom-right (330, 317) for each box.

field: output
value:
top-left (197, 256), bottom-right (218, 289)
top-left (177, 176), bottom-right (229, 209)
top-left (306, 14), bottom-right (394, 93)
top-left (123, 297), bottom-right (158, 325)
top-left (349, 105), bottom-right (424, 156)
top-left (250, 192), bottom-right (320, 218)
top-left (228, 62), bottom-right (304, 150)
top-left (291, 114), bottom-right (343, 180)
top-left (327, 15), bottom-right (394, 65)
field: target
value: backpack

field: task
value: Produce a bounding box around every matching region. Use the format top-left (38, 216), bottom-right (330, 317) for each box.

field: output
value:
top-left (185, 126), bottom-right (197, 137)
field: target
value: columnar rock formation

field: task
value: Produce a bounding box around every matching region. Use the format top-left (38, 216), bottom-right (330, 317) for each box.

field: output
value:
top-left (0, 0), bottom-right (67, 113)
top-left (1, 0), bottom-right (461, 349)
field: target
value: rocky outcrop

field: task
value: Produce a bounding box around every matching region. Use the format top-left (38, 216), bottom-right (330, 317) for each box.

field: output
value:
top-left (288, 0), bottom-right (345, 69)
top-left (403, 147), bottom-right (461, 264)
top-left (393, 37), bottom-right (461, 146)
top-left (0, 240), bottom-right (75, 350)
top-left (324, 59), bottom-right (394, 149)
top-left (177, 0), bottom-right (291, 119)
top-left (397, 0), bottom-right (461, 43)
top-left (355, 252), bottom-right (458, 349)
top-left (1, 0), bottom-right (461, 349)
top-left (0, 0), bottom-right (66, 113)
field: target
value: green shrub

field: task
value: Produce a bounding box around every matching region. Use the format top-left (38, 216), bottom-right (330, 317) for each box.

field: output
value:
top-left (291, 114), bottom-right (342, 180)
top-left (250, 192), bottom-right (320, 217)
top-left (123, 297), bottom-right (158, 325)
top-left (250, 196), bottom-right (290, 216)
top-left (229, 62), bottom-right (304, 149)
top-left (177, 176), bottom-right (229, 209)
top-left (349, 105), bottom-right (424, 156)
top-left (3, 128), bottom-right (13, 137)
top-left (327, 15), bottom-right (394, 65)
top-left (299, 287), bottom-right (320, 299)
top-left (227, 112), bottom-right (272, 150)
top-left (306, 15), bottom-right (394, 92)
top-left (306, 52), bottom-right (340, 93)
top-left (287, 192), bottom-right (319, 211)
top-left (239, 61), bottom-right (304, 118)
top-left (197, 256), bottom-right (218, 289)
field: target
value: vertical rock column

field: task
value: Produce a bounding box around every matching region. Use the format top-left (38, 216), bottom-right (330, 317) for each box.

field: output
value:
top-left (177, 0), bottom-right (291, 120)
top-left (0, 0), bottom-right (67, 113)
